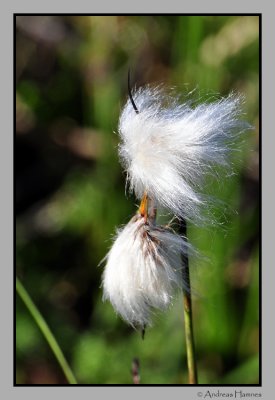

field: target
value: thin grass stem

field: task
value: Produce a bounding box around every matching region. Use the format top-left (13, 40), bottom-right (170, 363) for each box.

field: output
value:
top-left (179, 220), bottom-right (198, 384)
top-left (16, 276), bottom-right (78, 384)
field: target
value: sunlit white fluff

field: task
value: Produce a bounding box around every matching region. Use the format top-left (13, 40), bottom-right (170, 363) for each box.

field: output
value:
top-left (102, 214), bottom-right (189, 327)
top-left (119, 87), bottom-right (248, 224)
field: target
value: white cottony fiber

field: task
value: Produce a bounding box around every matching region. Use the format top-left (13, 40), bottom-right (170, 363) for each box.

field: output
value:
top-left (119, 87), bottom-right (248, 224)
top-left (102, 214), bottom-right (189, 327)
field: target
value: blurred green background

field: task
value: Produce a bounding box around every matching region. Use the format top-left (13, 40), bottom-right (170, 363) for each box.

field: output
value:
top-left (16, 15), bottom-right (259, 384)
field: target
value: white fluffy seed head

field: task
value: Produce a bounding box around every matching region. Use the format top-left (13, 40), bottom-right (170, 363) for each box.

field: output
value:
top-left (119, 86), bottom-right (249, 224)
top-left (102, 214), bottom-right (189, 327)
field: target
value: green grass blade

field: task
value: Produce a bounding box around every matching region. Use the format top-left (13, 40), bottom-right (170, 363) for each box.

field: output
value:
top-left (16, 277), bottom-right (78, 385)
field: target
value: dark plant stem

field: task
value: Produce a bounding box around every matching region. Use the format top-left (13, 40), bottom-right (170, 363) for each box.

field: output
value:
top-left (179, 219), bottom-right (198, 384)
top-left (131, 358), bottom-right (140, 384)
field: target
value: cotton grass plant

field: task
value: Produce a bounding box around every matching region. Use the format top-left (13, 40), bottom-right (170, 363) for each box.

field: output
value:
top-left (102, 73), bottom-right (249, 384)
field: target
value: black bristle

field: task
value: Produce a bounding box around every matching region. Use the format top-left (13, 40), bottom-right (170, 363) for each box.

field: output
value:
top-left (128, 69), bottom-right (139, 114)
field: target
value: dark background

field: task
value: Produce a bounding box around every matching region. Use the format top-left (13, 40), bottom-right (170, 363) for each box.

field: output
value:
top-left (16, 15), bottom-right (259, 384)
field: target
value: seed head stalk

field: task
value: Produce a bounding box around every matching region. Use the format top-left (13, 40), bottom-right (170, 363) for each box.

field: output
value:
top-left (179, 219), bottom-right (198, 384)
top-left (139, 193), bottom-right (198, 383)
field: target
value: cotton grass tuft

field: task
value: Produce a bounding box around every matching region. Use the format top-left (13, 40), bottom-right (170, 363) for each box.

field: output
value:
top-left (102, 212), bottom-right (190, 327)
top-left (118, 86), bottom-right (248, 224)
